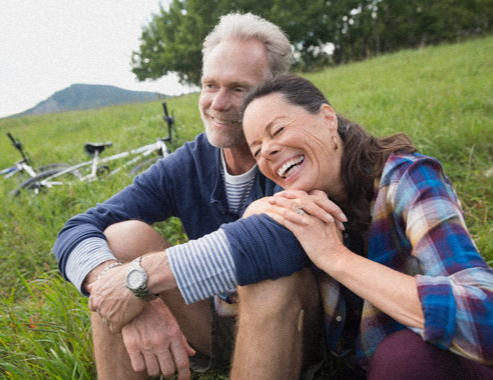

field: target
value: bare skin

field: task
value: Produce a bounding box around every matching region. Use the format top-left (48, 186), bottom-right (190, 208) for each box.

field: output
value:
top-left (89, 221), bottom-right (196, 380)
top-left (231, 268), bottom-right (324, 380)
top-left (89, 219), bottom-right (326, 380)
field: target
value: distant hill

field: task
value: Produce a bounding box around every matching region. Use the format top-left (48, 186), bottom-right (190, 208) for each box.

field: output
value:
top-left (12, 84), bottom-right (167, 117)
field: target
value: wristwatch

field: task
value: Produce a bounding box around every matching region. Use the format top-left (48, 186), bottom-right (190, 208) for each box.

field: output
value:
top-left (125, 256), bottom-right (160, 301)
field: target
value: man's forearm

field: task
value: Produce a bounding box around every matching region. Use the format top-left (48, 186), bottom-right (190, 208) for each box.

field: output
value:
top-left (166, 214), bottom-right (310, 305)
top-left (222, 214), bottom-right (310, 285)
top-left (142, 251), bottom-right (179, 294)
top-left (166, 229), bottom-right (237, 304)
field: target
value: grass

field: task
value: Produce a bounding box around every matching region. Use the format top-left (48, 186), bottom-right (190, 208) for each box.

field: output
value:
top-left (0, 35), bottom-right (492, 378)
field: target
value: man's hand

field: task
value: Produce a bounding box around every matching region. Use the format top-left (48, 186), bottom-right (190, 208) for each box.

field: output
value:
top-left (122, 299), bottom-right (196, 380)
top-left (88, 251), bottom-right (178, 333)
top-left (88, 263), bottom-right (144, 333)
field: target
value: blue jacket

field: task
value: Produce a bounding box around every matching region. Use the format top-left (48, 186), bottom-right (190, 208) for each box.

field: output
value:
top-left (54, 133), bottom-right (278, 280)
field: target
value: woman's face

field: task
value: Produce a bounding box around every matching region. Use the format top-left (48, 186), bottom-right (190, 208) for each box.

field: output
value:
top-left (243, 93), bottom-right (344, 198)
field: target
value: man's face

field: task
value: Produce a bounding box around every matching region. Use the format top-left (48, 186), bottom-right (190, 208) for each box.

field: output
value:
top-left (199, 39), bottom-right (270, 149)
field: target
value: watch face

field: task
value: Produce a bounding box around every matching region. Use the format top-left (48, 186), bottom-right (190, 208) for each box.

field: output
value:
top-left (127, 269), bottom-right (146, 289)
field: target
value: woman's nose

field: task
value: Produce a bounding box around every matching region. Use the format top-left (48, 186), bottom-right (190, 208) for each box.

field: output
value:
top-left (260, 141), bottom-right (280, 160)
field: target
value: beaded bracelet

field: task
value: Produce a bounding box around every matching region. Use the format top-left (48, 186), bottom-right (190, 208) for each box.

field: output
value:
top-left (96, 262), bottom-right (122, 281)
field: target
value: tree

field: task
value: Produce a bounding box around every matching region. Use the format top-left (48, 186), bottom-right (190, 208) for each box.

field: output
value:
top-left (131, 0), bottom-right (228, 85)
top-left (131, 0), bottom-right (493, 85)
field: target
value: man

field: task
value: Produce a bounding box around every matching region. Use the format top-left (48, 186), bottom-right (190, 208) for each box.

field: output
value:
top-left (55, 12), bottom-right (323, 380)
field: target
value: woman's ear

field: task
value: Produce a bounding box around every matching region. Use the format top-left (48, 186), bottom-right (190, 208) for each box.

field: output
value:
top-left (320, 104), bottom-right (337, 131)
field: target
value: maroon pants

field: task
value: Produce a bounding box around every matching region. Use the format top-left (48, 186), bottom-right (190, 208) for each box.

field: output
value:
top-left (365, 329), bottom-right (493, 379)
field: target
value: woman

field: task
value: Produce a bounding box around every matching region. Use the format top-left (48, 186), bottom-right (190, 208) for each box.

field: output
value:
top-left (238, 74), bottom-right (493, 378)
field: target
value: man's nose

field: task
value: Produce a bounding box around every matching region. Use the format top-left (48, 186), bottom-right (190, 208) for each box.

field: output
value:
top-left (211, 88), bottom-right (230, 111)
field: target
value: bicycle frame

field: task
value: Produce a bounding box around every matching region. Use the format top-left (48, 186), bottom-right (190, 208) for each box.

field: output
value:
top-left (39, 138), bottom-right (169, 188)
top-left (11, 101), bottom-right (175, 196)
top-left (0, 160), bottom-right (37, 179)
top-left (1, 133), bottom-right (37, 179)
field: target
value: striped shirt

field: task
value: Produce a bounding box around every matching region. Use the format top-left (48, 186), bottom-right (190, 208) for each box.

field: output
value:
top-left (221, 150), bottom-right (257, 214)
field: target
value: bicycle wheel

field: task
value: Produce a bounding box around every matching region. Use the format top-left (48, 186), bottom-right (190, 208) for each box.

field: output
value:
top-left (37, 163), bottom-right (68, 172)
top-left (37, 163), bottom-right (83, 178)
top-left (11, 167), bottom-right (77, 196)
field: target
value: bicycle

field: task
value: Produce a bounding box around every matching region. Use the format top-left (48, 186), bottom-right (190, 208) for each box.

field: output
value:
top-left (11, 101), bottom-right (176, 196)
top-left (1, 132), bottom-right (72, 182)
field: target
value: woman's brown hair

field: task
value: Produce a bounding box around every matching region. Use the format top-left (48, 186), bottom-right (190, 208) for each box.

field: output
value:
top-left (242, 74), bottom-right (417, 232)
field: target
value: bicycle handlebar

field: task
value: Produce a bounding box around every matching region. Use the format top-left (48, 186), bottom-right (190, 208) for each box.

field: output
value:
top-left (7, 132), bottom-right (29, 163)
top-left (162, 102), bottom-right (174, 143)
top-left (7, 132), bottom-right (22, 150)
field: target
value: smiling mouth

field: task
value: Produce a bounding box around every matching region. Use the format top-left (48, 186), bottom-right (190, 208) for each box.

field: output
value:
top-left (278, 155), bottom-right (305, 178)
top-left (209, 113), bottom-right (241, 126)
top-left (213, 118), bottom-right (233, 125)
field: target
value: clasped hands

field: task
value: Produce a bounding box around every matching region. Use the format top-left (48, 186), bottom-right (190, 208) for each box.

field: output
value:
top-left (88, 265), bottom-right (195, 379)
top-left (245, 190), bottom-right (348, 268)
top-left (244, 189), bottom-right (346, 226)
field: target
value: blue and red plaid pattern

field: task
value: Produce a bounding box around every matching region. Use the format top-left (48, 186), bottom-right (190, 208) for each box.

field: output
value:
top-left (320, 153), bottom-right (493, 366)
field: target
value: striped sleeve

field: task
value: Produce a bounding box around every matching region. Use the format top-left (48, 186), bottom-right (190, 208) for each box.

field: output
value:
top-left (65, 237), bottom-right (117, 296)
top-left (166, 229), bottom-right (237, 304)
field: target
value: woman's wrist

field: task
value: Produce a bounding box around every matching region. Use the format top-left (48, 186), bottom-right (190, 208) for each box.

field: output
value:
top-left (315, 244), bottom-right (353, 277)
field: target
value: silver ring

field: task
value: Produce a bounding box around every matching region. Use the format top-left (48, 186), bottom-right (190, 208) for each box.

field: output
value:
top-left (296, 205), bottom-right (305, 216)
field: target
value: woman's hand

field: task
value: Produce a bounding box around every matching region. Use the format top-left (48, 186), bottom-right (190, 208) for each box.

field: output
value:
top-left (268, 190), bottom-right (347, 229)
top-left (264, 190), bottom-right (348, 269)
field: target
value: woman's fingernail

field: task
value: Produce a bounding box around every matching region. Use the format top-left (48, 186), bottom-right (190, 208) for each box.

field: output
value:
top-left (325, 213), bottom-right (334, 222)
top-left (339, 213), bottom-right (348, 222)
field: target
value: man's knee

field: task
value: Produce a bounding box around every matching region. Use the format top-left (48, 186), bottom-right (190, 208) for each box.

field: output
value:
top-left (104, 220), bottom-right (171, 262)
top-left (237, 268), bottom-right (319, 320)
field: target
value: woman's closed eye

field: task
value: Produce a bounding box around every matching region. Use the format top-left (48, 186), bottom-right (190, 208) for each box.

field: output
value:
top-left (273, 127), bottom-right (284, 136)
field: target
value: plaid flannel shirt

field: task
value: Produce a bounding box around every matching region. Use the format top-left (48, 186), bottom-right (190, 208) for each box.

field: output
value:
top-left (321, 152), bottom-right (493, 366)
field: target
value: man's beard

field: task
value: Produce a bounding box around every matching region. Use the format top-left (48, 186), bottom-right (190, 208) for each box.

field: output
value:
top-left (202, 110), bottom-right (246, 148)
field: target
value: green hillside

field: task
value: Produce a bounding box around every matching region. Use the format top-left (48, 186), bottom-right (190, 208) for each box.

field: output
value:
top-left (0, 36), bottom-right (492, 379)
top-left (9, 84), bottom-right (167, 118)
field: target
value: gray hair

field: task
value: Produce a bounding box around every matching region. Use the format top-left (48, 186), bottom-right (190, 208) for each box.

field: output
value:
top-left (202, 12), bottom-right (292, 77)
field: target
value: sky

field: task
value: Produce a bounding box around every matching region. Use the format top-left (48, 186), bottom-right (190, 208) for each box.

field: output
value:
top-left (0, 0), bottom-right (198, 118)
